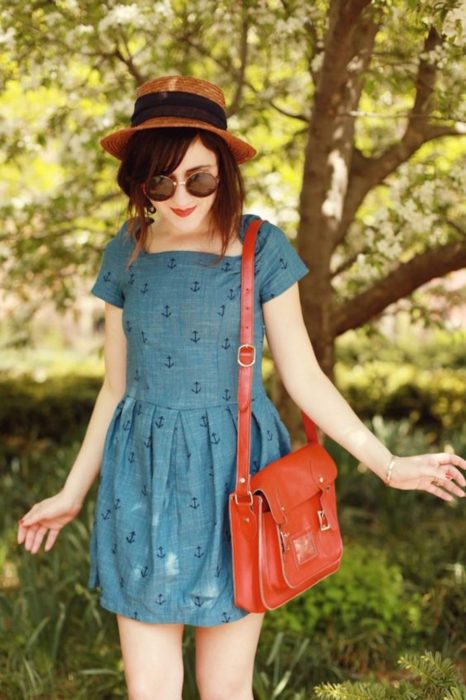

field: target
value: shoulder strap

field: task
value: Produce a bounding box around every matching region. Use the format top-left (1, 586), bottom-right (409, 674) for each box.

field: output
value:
top-left (234, 219), bottom-right (319, 504)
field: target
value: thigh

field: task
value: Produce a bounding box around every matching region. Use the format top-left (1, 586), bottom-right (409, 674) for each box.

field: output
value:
top-left (195, 612), bottom-right (265, 700)
top-left (116, 614), bottom-right (184, 700)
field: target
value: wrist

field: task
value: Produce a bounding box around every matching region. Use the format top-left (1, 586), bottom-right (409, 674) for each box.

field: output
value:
top-left (383, 454), bottom-right (397, 486)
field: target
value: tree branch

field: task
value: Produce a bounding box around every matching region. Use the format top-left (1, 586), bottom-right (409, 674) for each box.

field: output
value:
top-left (332, 241), bottom-right (466, 335)
top-left (341, 27), bottom-right (464, 241)
top-left (226, 2), bottom-right (249, 117)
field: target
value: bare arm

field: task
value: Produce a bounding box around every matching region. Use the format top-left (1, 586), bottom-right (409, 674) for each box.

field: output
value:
top-left (262, 283), bottom-right (466, 500)
top-left (18, 302), bottom-right (127, 553)
top-left (63, 302), bottom-right (127, 506)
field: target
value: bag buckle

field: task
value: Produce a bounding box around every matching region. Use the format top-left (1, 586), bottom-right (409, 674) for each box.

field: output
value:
top-left (234, 490), bottom-right (254, 507)
top-left (318, 510), bottom-right (331, 531)
top-left (237, 344), bottom-right (256, 367)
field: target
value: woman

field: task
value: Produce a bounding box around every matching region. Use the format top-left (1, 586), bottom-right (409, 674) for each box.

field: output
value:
top-left (17, 75), bottom-right (466, 700)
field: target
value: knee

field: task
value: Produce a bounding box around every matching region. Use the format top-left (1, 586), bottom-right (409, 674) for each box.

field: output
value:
top-left (197, 673), bottom-right (253, 700)
top-left (127, 671), bottom-right (183, 700)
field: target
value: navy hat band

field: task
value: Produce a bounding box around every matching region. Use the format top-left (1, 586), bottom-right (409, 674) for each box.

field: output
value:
top-left (131, 91), bottom-right (227, 130)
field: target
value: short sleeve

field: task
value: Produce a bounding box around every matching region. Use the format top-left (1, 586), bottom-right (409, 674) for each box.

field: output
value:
top-left (256, 221), bottom-right (310, 304)
top-left (90, 224), bottom-right (127, 308)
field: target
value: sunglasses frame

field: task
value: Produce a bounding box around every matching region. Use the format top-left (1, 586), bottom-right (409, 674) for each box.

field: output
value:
top-left (144, 172), bottom-right (220, 202)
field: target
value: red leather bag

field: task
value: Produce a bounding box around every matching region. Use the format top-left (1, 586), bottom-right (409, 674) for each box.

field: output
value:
top-left (229, 218), bottom-right (343, 612)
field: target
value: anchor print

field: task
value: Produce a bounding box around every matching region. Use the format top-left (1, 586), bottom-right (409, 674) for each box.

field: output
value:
top-left (252, 459), bottom-right (259, 473)
top-left (103, 271), bottom-right (112, 283)
top-left (123, 419), bottom-right (131, 431)
top-left (221, 612), bottom-right (231, 623)
top-left (132, 611), bottom-right (139, 620)
top-left (227, 288), bottom-right (235, 300)
top-left (190, 330), bottom-right (200, 343)
top-left (190, 497), bottom-right (200, 510)
top-left (190, 280), bottom-right (200, 292)
top-left (221, 337), bottom-right (231, 350)
top-left (215, 565), bottom-right (221, 578)
top-left (279, 257), bottom-right (288, 270)
top-left (140, 282), bottom-right (149, 294)
top-left (140, 566), bottom-right (149, 578)
top-left (165, 355), bottom-right (174, 369)
top-left (194, 546), bottom-right (204, 558)
top-left (135, 402), bottom-right (143, 416)
top-left (119, 576), bottom-right (125, 589)
top-left (126, 531), bottom-right (136, 544)
top-left (141, 484), bottom-right (148, 497)
top-left (192, 381), bottom-right (201, 394)
top-left (155, 415), bottom-right (165, 428)
top-left (111, 543), bottom-right (117, 554)
top-left (101, 509), bottom-right (111, 521)
top-left (144, 435), bottom-right (152, 448)
top-left (141, 330), bottom-right (148, 344)
top-left (210, 432), bottom-right (220, 445)
top-left (266, 430), bottom-right (273, 441)
top-left (167, 257), bottom-right (176, 269)
top-left (161, 305), bottom-right (172, 318)
top-left (155, 594), bottom-right (166, 605)
top-left (114, 498), bottom-right (121, 511)
top-left (156, 546), bottom-right (166, 559)
top-left (221, 261), bottom-right (232, 272)
top-left (217, 304), bottom-right (225, 317)
top-left (125, 319), bottom-right (132, 333)
top-left (134, 368), bottom-right (141, 382)
top-left (193, 596), bottom-right (204, 607)
top-left (208, 467), bottom-right (214, 477)
top-left (200, 414), bottom-right (208, 428)
top-left (222, 389), bottom-right (231, 402)
top-left (128, 451), bottom-right (136, 464)
top-left (128, 271), bottom-right (135, 285)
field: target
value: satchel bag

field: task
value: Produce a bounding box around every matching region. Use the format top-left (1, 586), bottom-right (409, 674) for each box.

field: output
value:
top-left (229, 218), bottom-right (343, 612)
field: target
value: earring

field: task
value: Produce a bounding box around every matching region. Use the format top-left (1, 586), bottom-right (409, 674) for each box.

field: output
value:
top-left (146, 202), bottom-right (156, 214)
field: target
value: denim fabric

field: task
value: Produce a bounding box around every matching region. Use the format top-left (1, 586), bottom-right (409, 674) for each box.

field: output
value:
top-left (88, 214), bottom-right (310, 625)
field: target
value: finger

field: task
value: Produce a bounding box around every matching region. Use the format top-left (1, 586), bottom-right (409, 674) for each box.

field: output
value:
top-left (44, 529), bottom-right (60, 552)
top-left (433, 453), bottom-right (466, 475)
top-left (432, 466), bottom-right (466, 495)
top-left (17, 522), bottom-right (27, 545)
top-left (24, 524), bottom-right (41, 552)
top-left (30, 526), bottom-right (49, 554)
top-left (425, 481), bottom-right (455, 502)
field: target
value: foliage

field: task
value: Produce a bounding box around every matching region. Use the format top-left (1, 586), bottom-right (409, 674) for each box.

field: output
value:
top-left (1, 0), bottom-right (465, 352)
top-left (1, 424), bottom-right (465, 696)
top-left (314, 651), bottom-right (466, 699)
top-left (262, 543), bottom-right (424, 674)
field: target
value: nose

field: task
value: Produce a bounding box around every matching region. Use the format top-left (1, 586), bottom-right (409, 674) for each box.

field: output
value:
top-left (170, 181), bottom-right (193, 207)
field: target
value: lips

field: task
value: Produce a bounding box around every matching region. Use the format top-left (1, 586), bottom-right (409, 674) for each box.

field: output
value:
top-left (171, 206), bottom-right (197, 218)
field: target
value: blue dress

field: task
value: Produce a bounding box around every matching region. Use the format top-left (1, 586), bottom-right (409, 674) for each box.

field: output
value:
top-left (87, 213), bottom-right (310, 626)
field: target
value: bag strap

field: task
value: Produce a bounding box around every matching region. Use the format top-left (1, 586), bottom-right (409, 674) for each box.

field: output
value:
top-left (234, 218), bottom-right (319, 505)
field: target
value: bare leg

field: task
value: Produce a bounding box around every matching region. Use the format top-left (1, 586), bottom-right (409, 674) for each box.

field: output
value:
top-left (116, 614), bottom-right (184, 700)
top-left (195, 612), bottom-right (265, 700)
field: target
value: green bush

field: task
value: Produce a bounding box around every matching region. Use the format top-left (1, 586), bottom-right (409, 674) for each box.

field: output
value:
top-left (314, 650), bottom-right (466, 699)
top-left (263, 543), bottom-right (423, 674)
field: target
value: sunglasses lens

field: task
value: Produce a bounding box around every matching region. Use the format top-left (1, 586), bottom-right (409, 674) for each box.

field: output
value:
top-left (186, 172), bottom-right (218, 197)
top-left (146, 175), bottom-right (175, 201)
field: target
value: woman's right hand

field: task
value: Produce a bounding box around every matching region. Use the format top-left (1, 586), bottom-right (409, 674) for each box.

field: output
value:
top-left (17, 490), bottom-right (83, 554)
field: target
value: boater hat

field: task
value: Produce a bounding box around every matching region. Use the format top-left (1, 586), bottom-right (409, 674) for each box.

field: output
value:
top-left (100, 75), bottom-right (257, 164)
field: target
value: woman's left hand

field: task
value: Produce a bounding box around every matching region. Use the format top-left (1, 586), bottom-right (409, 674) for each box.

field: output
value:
top-left (388, 453), bottom-right (466, 501)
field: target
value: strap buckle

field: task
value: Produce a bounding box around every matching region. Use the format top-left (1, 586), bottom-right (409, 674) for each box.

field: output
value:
top-left (318, 510), bottom-right (331, 531)
top-left (237, 344), bottom-right (256, 367)
top-left (234, 490), bottom-right (254, 507)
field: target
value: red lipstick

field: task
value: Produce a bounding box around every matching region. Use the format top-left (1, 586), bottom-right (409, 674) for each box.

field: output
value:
top-left (171, 206), bottom-right (197, 218)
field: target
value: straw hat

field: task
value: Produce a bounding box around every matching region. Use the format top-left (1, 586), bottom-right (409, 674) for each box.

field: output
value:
top-left (100, 75), bottom-right (257, 164)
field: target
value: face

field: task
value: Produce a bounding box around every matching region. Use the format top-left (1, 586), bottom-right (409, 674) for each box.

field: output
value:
top-left (144, 136), bottom-right (219, 236)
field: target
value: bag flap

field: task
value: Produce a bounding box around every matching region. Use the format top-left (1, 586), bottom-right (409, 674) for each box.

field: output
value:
top-left (250, 443), bottom-right (337, 525)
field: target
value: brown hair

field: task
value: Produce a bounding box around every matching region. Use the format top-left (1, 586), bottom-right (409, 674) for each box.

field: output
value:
top-left (116, 127), bottom-right (245, 268)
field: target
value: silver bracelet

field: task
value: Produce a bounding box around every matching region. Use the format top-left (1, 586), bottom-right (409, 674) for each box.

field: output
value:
top-left (384, 455), bottom-right (396, 486)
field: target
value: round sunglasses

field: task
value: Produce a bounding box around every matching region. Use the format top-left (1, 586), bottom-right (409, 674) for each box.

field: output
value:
top-left (144, 172), bottom-right (219, 202)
